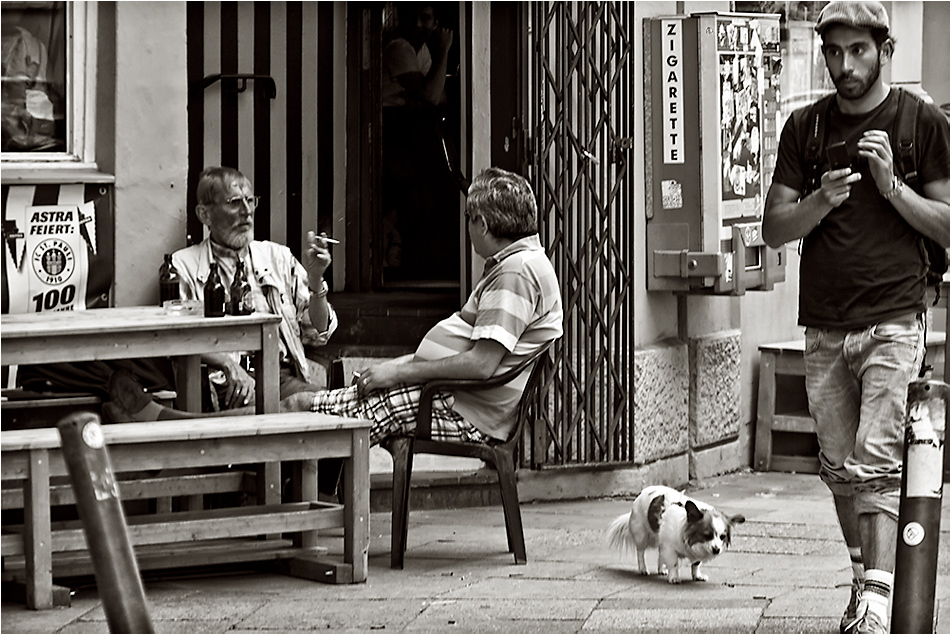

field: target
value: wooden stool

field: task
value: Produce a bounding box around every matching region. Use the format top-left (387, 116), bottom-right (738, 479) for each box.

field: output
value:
top-left (754, 340), bottom-right (816, 473)
top-left (754, 331), bottom-right (947, 474)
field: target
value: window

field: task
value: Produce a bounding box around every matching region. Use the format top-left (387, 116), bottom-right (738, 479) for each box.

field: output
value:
top-left (1, 1), bottom-right (96, 166)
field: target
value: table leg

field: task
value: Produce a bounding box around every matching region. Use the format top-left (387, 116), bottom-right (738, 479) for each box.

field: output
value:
top-left (754, 352), bottom-right (777, 472)
top-left (300, 459), bottom-right (318, 549)
top-left (24, 449), bottom-right (53, 610)
top-left (173, 355), bottom-right (203, 413)
top-left (254, 322), bottom-right (280, 415)
top-left (344, 429), bottom-right (370, 582)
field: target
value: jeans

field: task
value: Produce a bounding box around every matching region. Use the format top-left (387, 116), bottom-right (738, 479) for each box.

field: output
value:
top-left (803, 312), bottom-right (924, 519)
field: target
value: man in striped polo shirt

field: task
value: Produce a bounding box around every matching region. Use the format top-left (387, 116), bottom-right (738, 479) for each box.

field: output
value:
top-left (104, 167), bottom-right (562, 448)
top-left (308, 166), bottom-right (563, 445)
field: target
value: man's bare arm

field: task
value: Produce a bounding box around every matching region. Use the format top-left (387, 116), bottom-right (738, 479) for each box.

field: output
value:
top-left (889, 179), bottom-right (951, 248)
top-left (396, 29), bottom-right (452, 106)
top-left (762, 167), bottom-right (862, 248)
top-left (358, 339), bottom-right (507, 394)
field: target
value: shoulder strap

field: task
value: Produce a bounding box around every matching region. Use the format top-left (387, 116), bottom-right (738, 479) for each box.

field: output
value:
top-left (892, 88), bottom-right (922, 193)
top-left (803, 92), bottom-right (837, 195)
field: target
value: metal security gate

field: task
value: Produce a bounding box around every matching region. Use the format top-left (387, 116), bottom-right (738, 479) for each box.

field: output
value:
top-left (522, 2), bottom-right (635, 468)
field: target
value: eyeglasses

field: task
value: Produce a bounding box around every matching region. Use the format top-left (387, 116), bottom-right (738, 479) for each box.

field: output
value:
top-left (222, 195), bottom-right (260, 211)
top-left (464, 211), bottom-right (478, 224)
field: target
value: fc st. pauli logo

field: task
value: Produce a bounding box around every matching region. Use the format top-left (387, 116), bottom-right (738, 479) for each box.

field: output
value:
top-left (31, 238), bottom-right (76, 285)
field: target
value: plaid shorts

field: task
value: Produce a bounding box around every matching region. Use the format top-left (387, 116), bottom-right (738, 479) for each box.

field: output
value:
top-left (309, 384), bottom-right (491, 446)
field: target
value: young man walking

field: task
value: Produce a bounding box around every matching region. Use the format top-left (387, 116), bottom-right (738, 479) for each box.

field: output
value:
top-left (763, 2), bottom-right (950, 633)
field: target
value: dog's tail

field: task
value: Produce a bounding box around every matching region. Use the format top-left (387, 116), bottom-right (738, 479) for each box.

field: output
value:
top-left (606, 511), bottom-right (636, 554)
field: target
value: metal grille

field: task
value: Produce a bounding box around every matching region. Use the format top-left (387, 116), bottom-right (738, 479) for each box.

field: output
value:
top-left (521, 2), bottom-right (635, 468)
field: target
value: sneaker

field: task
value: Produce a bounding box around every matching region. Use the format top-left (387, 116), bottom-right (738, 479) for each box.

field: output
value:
top-left (840, 583), bottom-right (863, 634)
top-left (853, 609), bottom-right (887, 634)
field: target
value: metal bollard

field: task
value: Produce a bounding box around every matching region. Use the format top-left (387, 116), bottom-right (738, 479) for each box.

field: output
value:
top-left (892, 380), bottom-right (948, 634)
top-left (57, 412), bottom-right (154, 634)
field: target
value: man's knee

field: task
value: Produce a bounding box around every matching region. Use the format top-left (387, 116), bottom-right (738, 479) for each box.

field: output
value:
top-left (853, 484), bottom-right (900, 520)
top-left (819, 449), bottom-right (853, 496)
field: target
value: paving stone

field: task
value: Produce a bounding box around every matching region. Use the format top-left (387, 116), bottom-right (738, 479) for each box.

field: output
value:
top-left (444, 577), bottom-right (630, 601)
top-left (581, 606), bottom-right (763, 633)
top-left (762, 586), bottom-right (849, 617)
top-left (235, 598), bottom-right (425, 632)
top-left (78, 594), bottom-right (265, 623)
top-left (1, 596), bottom-right (100, 635)
top-left (755, 616), bottom-right (839, 633)
top-left (405, 614), bottom-right (585, 634)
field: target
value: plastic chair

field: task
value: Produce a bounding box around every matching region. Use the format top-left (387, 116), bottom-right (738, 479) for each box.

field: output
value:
top-left (381, 342), bottom-right (554, 569)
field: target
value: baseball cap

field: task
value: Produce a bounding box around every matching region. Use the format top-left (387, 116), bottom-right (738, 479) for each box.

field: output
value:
top-left (814, 1), bottom-right (890, 35)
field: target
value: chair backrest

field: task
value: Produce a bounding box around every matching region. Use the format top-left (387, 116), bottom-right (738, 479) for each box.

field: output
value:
top-left (414, 341), bottom-right (556, 444)
top-left (500, 342), bottom-right (554, 446)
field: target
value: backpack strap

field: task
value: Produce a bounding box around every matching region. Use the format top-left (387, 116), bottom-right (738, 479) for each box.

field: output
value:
top-left (892, 89), bottom-right (944, 375)
top-left (803, 92), bottom-right (837, 196)
top-left (892, 88), bottom-right (922, 193)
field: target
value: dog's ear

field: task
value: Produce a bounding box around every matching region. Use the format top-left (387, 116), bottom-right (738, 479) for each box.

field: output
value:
top-left (730, 514), bottom-right (746, 525)
top-left (685, 500), bottom-right (704, 523)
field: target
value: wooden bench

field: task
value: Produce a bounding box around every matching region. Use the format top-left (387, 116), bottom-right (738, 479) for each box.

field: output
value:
top-left (754, 330), bottom-right (947, 473)
top-left (1, 412), bottom-right (370, 609)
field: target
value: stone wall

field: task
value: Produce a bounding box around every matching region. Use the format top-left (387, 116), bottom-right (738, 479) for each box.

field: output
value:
top-left (688, 329), bottom-right (745, 479)
top-left (632, 338), bottom-right (689, 464)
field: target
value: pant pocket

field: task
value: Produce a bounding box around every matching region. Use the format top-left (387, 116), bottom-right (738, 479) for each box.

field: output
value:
top-left (871, 316), bottom-right (921, 347)
top-left (804, 327), bottom-right (823, 356)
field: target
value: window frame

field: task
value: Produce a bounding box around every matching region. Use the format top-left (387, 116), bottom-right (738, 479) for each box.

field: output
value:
top-left (1, 0), bottom-right (98, 170)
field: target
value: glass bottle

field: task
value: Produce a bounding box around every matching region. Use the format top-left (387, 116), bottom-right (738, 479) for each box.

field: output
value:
top-left (228, 259), bottom-right (252, 315)
top-left (158, 253), bottom-right (180, 306)
top-left (203, 261), bottom-right (226, 317)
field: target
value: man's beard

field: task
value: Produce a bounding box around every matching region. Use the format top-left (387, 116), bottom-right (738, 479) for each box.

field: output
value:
top-left (832, 58), bottom-right (881, 100)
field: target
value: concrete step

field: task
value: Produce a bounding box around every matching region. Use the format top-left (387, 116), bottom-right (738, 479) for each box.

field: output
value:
top-left (369, 469), bottom-right (502, 514)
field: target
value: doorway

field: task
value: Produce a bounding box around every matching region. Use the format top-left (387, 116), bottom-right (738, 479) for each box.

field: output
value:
top-left (357, 2), bottom-right (465, 292)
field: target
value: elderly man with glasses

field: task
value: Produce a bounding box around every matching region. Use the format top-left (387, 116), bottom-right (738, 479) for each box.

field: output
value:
top-left (156, 165), bottom-right (337, 412)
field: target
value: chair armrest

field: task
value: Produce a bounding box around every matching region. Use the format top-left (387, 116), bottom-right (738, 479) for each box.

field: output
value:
top-left (414, 343), bottom-right (553, 441)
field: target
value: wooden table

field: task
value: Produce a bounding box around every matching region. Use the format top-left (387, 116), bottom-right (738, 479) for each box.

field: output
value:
top-left (1, 306), bottom-right (282, 414)
top-left (2, 307), bottom-right (372, 608)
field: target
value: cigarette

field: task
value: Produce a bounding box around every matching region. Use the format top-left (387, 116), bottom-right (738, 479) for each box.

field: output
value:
top-left (322, 237), bottom-right (340, 244)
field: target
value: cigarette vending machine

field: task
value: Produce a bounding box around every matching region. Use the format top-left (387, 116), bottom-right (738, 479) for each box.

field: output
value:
top-left (644, 12), bottom-right (785, 294)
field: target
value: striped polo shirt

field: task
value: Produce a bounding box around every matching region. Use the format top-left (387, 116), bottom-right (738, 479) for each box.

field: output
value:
top-left (414, 234), bottom-right (563, 440)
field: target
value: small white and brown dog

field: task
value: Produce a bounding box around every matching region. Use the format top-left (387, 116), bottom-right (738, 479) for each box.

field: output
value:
top-left (607, 485), bottom-right (745, 584)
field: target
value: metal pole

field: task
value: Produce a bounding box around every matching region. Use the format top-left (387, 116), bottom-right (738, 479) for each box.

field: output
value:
top-left (892, 379), bottom-right (948, 634)
top-left (57, 412), bottom-right (154, 634)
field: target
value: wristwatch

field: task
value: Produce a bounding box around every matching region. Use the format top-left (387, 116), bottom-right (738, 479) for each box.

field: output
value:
top-left (881, 175), bottom-right (904, 200)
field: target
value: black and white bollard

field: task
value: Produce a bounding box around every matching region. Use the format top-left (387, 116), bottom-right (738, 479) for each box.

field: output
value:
top-left (57, 412), bottom-right (154, 634)
top-left (892, 380), bottom-right (948, 634)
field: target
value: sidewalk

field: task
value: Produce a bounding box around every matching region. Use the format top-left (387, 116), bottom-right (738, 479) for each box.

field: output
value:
top-left (3, 471), bottom-right (948, 634)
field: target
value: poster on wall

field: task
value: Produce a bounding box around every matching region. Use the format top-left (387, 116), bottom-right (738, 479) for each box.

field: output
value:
top-left (24, 203), bottom-right (93, 311)
top-left (717, 18), bottom-right (767, 220)
top-left (2, 183), bottom-right (112, 315)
